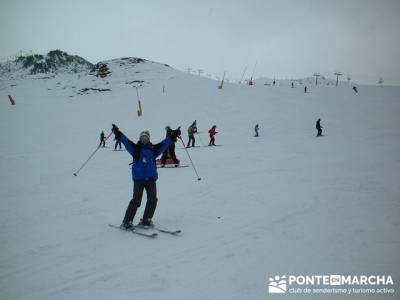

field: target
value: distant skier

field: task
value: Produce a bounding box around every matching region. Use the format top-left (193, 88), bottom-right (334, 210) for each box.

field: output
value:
top-left (187, 120), bottom-right (197, 148)
top-left (112, 125), bottom-right (181, 229)
top-left (161, 126), bottom-right (180, 167)
top-left (112, 124), bottom-right (122, 150)
top-left (304, 86), bottom-right (308, 93)
top-left (99, 131), bottom-right (106, 148)
top-left (254, 124), bottom-right (260, 137)
top-left (208, 125), bottom-right (218, 146)
top-left (353, 86), bottom-right (358, 94)
top-left (291, 82), bottom-right (294, 88)
top-left (273, 80), bottom-right (276, 86)
top-left (316, 118), bottom-right (323, 137)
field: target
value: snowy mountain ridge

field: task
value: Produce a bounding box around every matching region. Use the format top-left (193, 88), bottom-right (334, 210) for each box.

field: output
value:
top-left (0, 50), bottom-right (93, 77)
top-left (1, 50), bottom-right (363, 89)
top-left (0, 50), bottom-right (180, 96)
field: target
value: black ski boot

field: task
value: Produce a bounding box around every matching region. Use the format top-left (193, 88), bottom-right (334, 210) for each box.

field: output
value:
top-left (120, 220), bottom-right (133, 230)
top-left (138, 218), bottom-right (154, 228)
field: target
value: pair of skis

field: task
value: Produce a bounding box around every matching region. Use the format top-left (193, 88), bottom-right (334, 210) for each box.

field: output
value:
top-left (180, 145), bottom-right (223, 149)
top-left (108, 224), bottom-right (181, 238)
top-left (157, 164), bottom-right (189, 168)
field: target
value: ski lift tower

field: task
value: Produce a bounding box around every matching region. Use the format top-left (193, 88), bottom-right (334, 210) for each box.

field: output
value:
top-left (313, 73), bottom-right (320, 86)
top-left (334, 72), bottom-right (343, 86)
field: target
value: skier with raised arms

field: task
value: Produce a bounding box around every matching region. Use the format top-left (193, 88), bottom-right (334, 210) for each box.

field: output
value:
top-left (111, 124), bottom-right (181, 229)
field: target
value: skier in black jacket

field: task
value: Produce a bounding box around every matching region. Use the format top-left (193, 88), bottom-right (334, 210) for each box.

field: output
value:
top-left (99, 131), bottom-right (106, 147)
top-left (316, 118), bottom-right (323, 136)
top-left (161, 126), bottom-right (180, 166)
top-left (112, 124), bottom-right (122, 150)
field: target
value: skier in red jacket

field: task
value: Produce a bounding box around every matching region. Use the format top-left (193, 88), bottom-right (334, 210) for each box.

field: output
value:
top-left (208, 125), bottom-right (218, 146)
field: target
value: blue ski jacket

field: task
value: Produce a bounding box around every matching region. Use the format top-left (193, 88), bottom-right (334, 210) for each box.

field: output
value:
top-left (120, 133), bottom-right (172, 181)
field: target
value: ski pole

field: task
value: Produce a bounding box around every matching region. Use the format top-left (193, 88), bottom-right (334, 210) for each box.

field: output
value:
top-left (195, 132), bottom-right (205, 146)
top-left (73, 131), bottom-right (113, 176)
top-left (178, 136), bottom-right (201, 181)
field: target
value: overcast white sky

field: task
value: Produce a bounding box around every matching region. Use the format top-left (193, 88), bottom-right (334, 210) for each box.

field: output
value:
top-left (1, 0), bottom-right (400, 84)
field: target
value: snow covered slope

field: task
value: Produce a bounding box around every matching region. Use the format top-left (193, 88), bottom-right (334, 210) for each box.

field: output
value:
top-left (0, 54), bottom-right (399, 300)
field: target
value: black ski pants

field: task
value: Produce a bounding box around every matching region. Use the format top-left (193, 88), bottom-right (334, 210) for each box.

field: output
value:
top-left (209, 136), bottom-right (215, 146)
top-left (123, 180), bottom-right (158, 223)
top-left (187, 134), bottom-right (195, 147)
top-left (114, 140), bottom-right (122, 150)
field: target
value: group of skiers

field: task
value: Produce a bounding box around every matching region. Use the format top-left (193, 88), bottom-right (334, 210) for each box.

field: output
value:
top-left (101, 117), bottom-right (324, 230)
top-left (102, 119), bottom-right (322, 153)
top-left (99, 126), bottom-right (121, 150)
top-left (101, 121), bottom-right (220, 151)
top-left (253, 120), bottom-right (323, 137)
top-left (287, 83), bottom-right (358, 94)
top-left (186, 120), bottom-right (218, 147)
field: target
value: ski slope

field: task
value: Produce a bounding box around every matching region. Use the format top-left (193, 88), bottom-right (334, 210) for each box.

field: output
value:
top-left (1, 59), bottom-right (399, 300)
